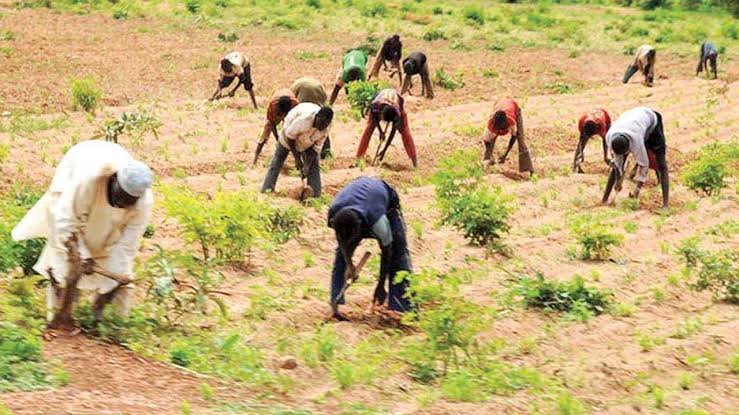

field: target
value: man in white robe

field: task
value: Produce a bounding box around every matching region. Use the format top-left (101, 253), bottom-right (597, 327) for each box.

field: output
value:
top-left (12, 140), bottom-right (154, 325)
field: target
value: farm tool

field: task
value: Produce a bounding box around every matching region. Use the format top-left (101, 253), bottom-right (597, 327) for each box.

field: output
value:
top-left (331, 251), bottom-right (372, 320)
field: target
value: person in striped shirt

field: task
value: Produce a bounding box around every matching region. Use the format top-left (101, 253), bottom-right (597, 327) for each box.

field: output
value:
top-left (573, 108), bottom-right (611, 173)
top-left (356, 89), bottom-right (417, 167)
top-left (623, 44), bottom-right (656, 87)
top-left (329, 49), bottom-right (368, 105)
top-left (400, 52), bottom-right (433, 99)
top-left (210, 51), bottom-right (258, 108)
top-left (696, 41), bottom-right (718, 79)
top-left (368, 35), bottom-right (403, 87)
top-left (482, 98), bottom-right (533, 173)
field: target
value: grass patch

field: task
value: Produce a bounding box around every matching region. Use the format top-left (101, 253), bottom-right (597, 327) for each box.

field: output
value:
top-left (513, 273), bottom-right (612, 320)
top-left (677, 237), bottom-right (738, 303)
top-left (70, 76), bottom-right (102, 113)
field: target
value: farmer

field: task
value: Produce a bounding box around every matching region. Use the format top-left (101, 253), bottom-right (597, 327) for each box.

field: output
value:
top-left (11, 140), bottom-right (153, 326)
top-left (291, 77), bottom-right (332, 159)
top-left (696, 41), bottom-right (718, 79)
top-left (623, 44), bottom-right (656, 87)
top-left (328, 176), bottom-right (413, 320)
top-left (329, 49), bottom-right (368, 105)
top-left (602, 106), bottom-right (669, 209)
top-left (356, 88), bottom-right (417, 167)
top-left (210, 51), bottom-right (258, 108)
top-left (400, 51), bottom-right (433, 99)
top-left (254, 89), bottom-right (299, 165)
top-left (368, 34), bottom-right (403, 87)
top-left (260, 103), bottom-right (333, 198)
top-left (573, 108), bottom-right (611, 173)
top-left (482, 98), bottom-right (534, 173)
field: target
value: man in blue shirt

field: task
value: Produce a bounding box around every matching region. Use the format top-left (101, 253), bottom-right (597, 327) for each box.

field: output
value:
top-left (328, 177), bottom-right (413, 320)
top-left (696, 41), bottom-right (718, 79)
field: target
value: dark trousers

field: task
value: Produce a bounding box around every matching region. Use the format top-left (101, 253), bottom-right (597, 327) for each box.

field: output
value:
top-left (330, 209), bottom-right (412, 312)
top-left (261, 142), bottom-right (321, 197)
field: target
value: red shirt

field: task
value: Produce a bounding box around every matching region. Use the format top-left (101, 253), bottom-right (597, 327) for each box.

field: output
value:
top-left (266, 88), bottom-right (298, 125)
top-left (487, 98), bottom-right (519, 136)
top-left (578, 109), bottom-right (611, 138)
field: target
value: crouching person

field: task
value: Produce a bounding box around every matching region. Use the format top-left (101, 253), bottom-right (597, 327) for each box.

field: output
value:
top-left (623, 44), bottom-right (656, 87)
top-left (573, 108), bottom-right (611, 173)
top-left (12, 140), bottom-right (154, 327)
top-left (261, 103), bottom-right (333, 198)
top-left (210, 51), bottom-right (258, 108)
top-left (328, 177), bottom-right (413, 320)
top-left (602, 106), bottom-right (669, 210)
top-left (482, 98), bottom-right (534, 173)
top-left (356, 88), bottom-right (417, 167)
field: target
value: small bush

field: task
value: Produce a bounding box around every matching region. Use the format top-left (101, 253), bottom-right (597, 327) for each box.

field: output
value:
top-left (70, 76), bottom-right (102, 113)
top-left (305, 0), bottom-right (320, 8)
top-left (514, 273), bottom-right (612, 316)
top-left (185, 0), bottom-right (200, 14)
top-left (0, 185), bottom-right (44, 275)
top-left (346, 80), bottom-right (387, 117)
top-left (217, 31), bottom-right (239, 42)
top-left (434, 68), bottom-right (464, 90)
top-left (677, 238), bottom-right (738, 303)
top-left (360, 2), bottom-right (387, 17)
top-left (681, 141), bottom-right (738, 196)
top-left (99, 109), bottom-right (161, 145)
top-left (422, 28), bottom-right (447, 41)
top-left (569, 214), bottom-right (624, 260)
top-left (112, 8), bottom-right (128, 19)
top-left (463, 6), bottom-right (485, 25)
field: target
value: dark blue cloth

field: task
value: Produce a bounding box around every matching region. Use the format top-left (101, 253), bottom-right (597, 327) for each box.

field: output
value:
top-left (328, 177), bottom-right (399, 229)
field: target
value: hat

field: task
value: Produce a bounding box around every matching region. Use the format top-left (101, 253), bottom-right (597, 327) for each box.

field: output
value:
top-left (118, 161), bottom-right (153, 198)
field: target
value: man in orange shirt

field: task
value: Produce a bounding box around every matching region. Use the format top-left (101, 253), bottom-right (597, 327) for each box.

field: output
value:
top-left (573, 108), bottom-right (611, 173)
top-left (482, 98), bottom-right (533, 173)
top-left (356, 89), bottom-right (416, 167)
top-left (254, 89), bottom-right (299, 165)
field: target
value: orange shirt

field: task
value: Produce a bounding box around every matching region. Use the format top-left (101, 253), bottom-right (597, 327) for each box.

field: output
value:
top-left (578, 109), bottom-right (611, 138)
top-left (266, 89), bottom-right (298, 125)
top-left (487, 98), bottom-right (519, 136)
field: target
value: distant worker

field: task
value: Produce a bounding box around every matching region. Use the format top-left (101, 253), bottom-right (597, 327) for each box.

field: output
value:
top-left (368, 34), bottom-right (403, 87)
top-left (696, 41), bottom-right (718, 79)
top-left (573, 108), bottom-right (611, 173)
top-left (12, 140), bottom-right (153, 326)
top-left (291, 77), bottom-right (332, 159)
top-left (261, 103), bottom-right (333, 198)
top-left (602, 106), bottom-right (669, 209)
top-left (210, 51), bottom-right (258, 108)
top-left (356, 89), bottom-right (417, 167)
top-left (400, 51), bottom-right (434, 99)
top-left (481, 98), bottom-right (533, 173)
top-left (328, 176), bottom-right (413, 320)
top-left (623, 44), bottom-right (656, 87)
top-left (254, 89), bottom-right (299, 165)
top-left (329, 49), bottom-right (368, 105)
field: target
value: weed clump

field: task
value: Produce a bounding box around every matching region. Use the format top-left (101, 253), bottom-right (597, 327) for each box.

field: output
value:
top-left (677, 237), bottom-right (738, 303)
top-left (568, 214), bottom-right (624, 260)
top-left (99, 109), bottom-right (161, 145)
top-left (434, 68), bottom-right (465, 90)
top-left (681, 141), bottom-right (738, 196)
top-left (0, 185), bottom-right (44, 275)
top-left (70, 76), bottom-right (102, 113)
top-left (514, 273), bottom-right (613, 318)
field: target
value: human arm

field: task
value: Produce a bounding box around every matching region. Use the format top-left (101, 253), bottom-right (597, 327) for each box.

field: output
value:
top-left (105, 198), bottom-right (152, 277)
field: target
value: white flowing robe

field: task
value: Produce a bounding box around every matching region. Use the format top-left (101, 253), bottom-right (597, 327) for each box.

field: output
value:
top-left (12, 140), bottom-right (153, 319)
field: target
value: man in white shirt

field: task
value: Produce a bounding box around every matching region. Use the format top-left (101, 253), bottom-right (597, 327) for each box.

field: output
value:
top-left (12, 140), bottom-right (154, 327)
top-left (210, 51), bottom-right (258, 108)
top-left (602, 107), bottom-right (669, 209)
top-left (260, 103), bottom-right (334, 198)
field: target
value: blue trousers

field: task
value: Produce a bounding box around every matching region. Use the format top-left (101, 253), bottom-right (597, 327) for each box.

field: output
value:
top-left (330, 209), bottom-right (412, 312)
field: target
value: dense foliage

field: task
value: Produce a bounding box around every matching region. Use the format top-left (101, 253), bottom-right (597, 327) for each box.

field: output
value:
top-left (0, 186), bottom-right (44, 275)
top-left (681, 141), bottom-right (738, 196)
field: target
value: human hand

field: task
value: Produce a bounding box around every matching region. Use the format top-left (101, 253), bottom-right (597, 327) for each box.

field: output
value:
top-left (81, 258), bottom-right (96, 275)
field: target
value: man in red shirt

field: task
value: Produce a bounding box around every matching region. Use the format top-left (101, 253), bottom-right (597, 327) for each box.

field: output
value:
top-left (356, 89), bottom-right (417, 168)
top-left (573, 108), bottom-right (611, 173)
top-left (253, 89), bottom-right (299, 165)
top-left (482, 98), bottom-right (533, 173)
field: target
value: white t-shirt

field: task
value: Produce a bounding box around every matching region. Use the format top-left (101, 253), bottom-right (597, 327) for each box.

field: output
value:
top-left (279, 103), bottom-right (330, 153)
top-left (606, 107), bottom-right (658, 182)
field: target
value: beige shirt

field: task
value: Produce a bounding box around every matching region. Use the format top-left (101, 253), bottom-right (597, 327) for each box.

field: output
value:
top-left (220, 51), bottom-right (248, 78)
top-left (278, 103), bottom-right (330, 153)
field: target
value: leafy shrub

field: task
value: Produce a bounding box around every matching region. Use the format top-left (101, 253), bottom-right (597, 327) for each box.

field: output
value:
top-left (722, 22), bottom-right (738, 40)
top-left (434, 69), bottom-right (464, 90)
top-left (70, 76), bottom-right (102, 113)
top-left (514, 273), bottom-right (612, 316)
top-left (463, 6), bottom-right (485, 25)
top-left (217, 31), bottom-right (239, 42)
top-left (433, 150), bottom-right (513, 248)
top-left (99, 109), bottom-right (161, 145)
top-left (681, 142), bottom-right (738, 196)
top-left (422, 27), bottom-right (447, 41)
top-left (677, 238), bottom-right (738, 303)
top-left (0, 185), bottom-right (44, 275)
top-left (112, 8), bottom-right (128, 19)
top-left (185, 0), bottom-right (200, 14)
top-left (160, 186), bottom-right (302, 263)
top-left (639, 0), bottom-right (669, 10)
top-left (346, 80), bottom-right (387, 117)
top-left (305, 0), bottom-right (320, 8)
top-left (360, 1), bottom-right (387, 17)
top-left (569, 214), bottom-right (624, 260)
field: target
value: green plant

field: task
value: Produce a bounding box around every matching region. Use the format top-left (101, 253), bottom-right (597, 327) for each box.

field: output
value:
top-left (305, 0), bottom-right (320, 8)
top-left (514, 273), bottom-right (612, 316)
top-left (677, 372), bottom-right (693, 390)
top-left (113, 8), bottom-right (128, 19)
top-left (729, 351), bottom-right (739, 374)
top-left (185, 0), bottom-right (200, 14)
top-left (0, 185), bottom-right (44, 275)
top-left (69, 76), bottom-right (102, 113)
top-left (422, 28), bottom-right (447, 41)
top-left (434, 69), bottom-right (464, 90)
top-left (681, 141), bottom-right (738, 196)
top-left (556, 392), bottom-right (586, 415)
top-left (217, 31), bottom-right (239, 42)
top-left (677, 238), bottom-right (738, 303)
top-left (360, 2), bottom-right (387, 17)
top-left (463, 6), bottom-right (485, 25)
top-left (199, 382), bottom-right (214, 401)
top-left (569, 214), bottom-right (624, 260)
top-left (346, 80), bottom-right (387, 117)
top-left (99, 109), bottom-right (161, 145)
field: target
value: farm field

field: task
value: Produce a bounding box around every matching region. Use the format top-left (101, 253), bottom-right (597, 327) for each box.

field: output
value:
top-left (0, 1), bottom-right (738, 414)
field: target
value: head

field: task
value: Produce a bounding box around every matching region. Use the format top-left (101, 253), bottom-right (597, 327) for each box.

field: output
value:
top-left (346, 67), bottom-right (362, 83)
top-left (276, 96), bottom-right (294, 116)
top-left (380, 105), bottom-right (399, 123)
top-left (108, 161), bottom-right (153, 209)
top-left (582, 120), bottom-right (598, 137)
top-left (332, 208), bottom-right (363, 258)
top-left (403, 59), bottom-right (417, 75)
top-left (220, 58), bottom-right (233, 73)
top-left (313, 107), bottom-right (334, 131)
top-left (610, 134), bottom-right (629, 156)
top-left (492, 110), bottom-right (509, 132)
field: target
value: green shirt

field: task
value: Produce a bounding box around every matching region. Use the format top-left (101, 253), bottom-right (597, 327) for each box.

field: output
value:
top-left (341, 49), bottom-right (368, 84)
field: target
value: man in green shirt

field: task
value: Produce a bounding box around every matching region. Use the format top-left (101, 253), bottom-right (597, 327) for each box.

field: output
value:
top-left (329, 49), bottom-right (368, 105)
